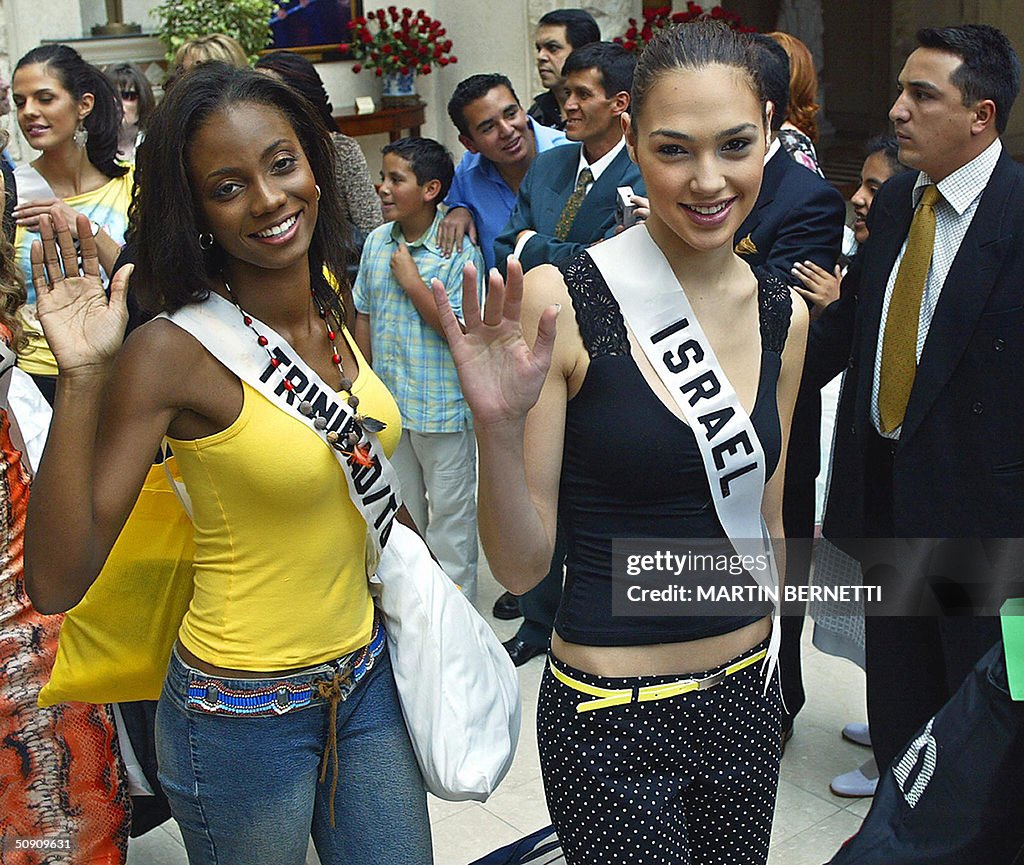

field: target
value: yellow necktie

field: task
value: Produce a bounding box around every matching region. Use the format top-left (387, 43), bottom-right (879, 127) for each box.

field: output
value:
top-left (554, 167), bottom-right (593, 241)
top-left (878, 184), bottom-right (942, 433)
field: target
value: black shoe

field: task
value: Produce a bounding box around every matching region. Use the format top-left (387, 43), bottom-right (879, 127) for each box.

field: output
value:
top-left (492, 590), bottom-right (522, 620)
top-left (503, 636), bottom-right (546, 667)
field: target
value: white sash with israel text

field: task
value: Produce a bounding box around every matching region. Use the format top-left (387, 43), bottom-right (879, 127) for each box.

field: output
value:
top-left (586, 224), bottom-right (782, 685)
top-left (159, 292), bottom-right (520, 800)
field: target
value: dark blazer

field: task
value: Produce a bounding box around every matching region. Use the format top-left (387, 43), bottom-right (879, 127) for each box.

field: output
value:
top-left (810, 148), bottom-right (1024, 539)
top-left (735, 146), bottom-right (846, 485)
top-left (494, 142), bottom-right (644, 274)
top-left (734, 146), bottom-right (846, 288)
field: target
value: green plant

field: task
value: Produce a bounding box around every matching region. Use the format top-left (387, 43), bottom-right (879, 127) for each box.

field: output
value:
top-left (151, 0), bottom-right (280, 64)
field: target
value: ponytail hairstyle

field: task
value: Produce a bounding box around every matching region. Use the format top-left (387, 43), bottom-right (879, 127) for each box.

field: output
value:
top-left (15, 44), bottom-right (128, 179)
top-left (631, 20), bottom-right (765, 135)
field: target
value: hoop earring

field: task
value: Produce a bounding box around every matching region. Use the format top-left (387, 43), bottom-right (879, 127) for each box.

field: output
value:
top-left (198, 232), bottom-right (214, 250)
top-left (73, 122), bottom-right (88, 149)
top-left (315, 184), bottom-right (321, 201)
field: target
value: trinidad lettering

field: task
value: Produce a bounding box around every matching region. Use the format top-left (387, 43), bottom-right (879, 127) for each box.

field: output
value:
top-left (260, 346), bottom-right (400, 546)
top-left (650, 317), bottom-right (759, 497)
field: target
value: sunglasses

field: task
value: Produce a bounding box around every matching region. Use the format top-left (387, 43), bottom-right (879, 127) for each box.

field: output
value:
top-left (120, 90), bottom-right (138, 102)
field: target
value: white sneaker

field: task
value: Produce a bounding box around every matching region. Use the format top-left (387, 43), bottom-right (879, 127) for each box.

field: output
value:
top-left (842, 721), bottom-right (872, 748)
top-left (830, 758), bottom-right (879, 798)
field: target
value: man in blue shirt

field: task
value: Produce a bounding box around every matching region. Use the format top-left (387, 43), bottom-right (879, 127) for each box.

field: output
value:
top-left (439, 73), bottom-right (568, 272)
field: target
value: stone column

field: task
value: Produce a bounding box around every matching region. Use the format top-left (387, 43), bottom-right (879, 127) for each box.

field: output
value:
top-left (776, 0), bottom-right (833, 137)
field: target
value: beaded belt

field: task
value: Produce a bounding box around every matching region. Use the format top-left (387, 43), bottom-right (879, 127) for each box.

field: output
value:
top-left (185, 618), bottom-right (386, 717)
top-left (550, 647), bottom-right (768, 714)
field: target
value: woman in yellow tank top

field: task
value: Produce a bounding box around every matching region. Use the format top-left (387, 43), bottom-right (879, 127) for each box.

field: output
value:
top-left (23, 65), bottom-right (432, 865)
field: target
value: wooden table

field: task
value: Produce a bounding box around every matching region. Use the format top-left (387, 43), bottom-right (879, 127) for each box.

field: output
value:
top-left (334, 102), bottom-right (426, 142)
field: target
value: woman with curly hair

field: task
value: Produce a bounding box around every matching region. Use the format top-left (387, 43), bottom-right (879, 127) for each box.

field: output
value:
top-left (767, 31), bottom-right (824, 176)
top-left (24, 63), bottom-right (430, 864)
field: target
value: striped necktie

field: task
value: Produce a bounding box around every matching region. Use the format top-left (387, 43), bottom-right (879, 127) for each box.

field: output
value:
top-left (554, 167), bottom-right (593, 240)
top-left (878, 183), bottom-right (942, 434)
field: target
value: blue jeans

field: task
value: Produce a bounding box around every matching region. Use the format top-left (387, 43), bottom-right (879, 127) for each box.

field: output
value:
top-left (155, 640), bottom-right (432, 865)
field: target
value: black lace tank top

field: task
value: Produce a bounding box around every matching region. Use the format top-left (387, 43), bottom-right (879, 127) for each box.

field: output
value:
top-left (554, 253), bottom-right (793, 646)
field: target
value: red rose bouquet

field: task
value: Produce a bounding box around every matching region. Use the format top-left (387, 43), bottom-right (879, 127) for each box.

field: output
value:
top-left (345, 7), bottom-right (457, 77)
top-left (613, 2), bottom-right (753, 55)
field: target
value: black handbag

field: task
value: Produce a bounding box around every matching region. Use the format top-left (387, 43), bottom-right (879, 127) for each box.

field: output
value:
top-left (829, 641), bottom-right (1024, 865)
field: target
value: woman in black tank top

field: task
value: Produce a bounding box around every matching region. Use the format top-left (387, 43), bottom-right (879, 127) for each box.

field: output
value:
top-left (436, 22), bottom-right (808, 865)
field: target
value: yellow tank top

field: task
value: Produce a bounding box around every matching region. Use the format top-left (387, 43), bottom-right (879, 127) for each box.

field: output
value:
top-left (167, 332), bottom-right (401, 670)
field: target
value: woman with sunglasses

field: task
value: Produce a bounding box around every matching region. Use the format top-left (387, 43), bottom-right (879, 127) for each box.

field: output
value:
top-left (11, 44), bottom-right (130, 403)
top-left (104, 62), bottom-right (155, 163)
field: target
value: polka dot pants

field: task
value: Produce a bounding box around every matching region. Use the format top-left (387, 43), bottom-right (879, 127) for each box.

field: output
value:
top-left (537, 640), bottom-right (783, 865)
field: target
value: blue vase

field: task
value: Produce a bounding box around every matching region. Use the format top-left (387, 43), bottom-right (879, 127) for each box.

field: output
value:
top-left (381, 70), bottom-right (418, 106)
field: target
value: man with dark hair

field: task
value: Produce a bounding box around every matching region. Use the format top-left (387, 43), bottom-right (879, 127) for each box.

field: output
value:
top-left (492, 41), bottom-right (644, 666)
top-left (439, 73), bottom-right (569, 273)
top-left (496, 41), bottom-right (643, 273)
top-left (529, 8), bottom-right (601, 129)
top-left (809, 23), bottom-right (1024, 787)
top-left (736, 32), bottom-right (846, 756)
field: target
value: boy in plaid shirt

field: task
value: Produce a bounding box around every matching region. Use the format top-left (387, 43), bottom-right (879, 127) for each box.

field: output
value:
top-left (353, 137), bottom-right (485, 601)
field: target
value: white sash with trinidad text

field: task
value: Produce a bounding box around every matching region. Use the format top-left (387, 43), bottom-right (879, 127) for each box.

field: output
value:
top-left (586, 224), bottom-right (782, 688)
top-left (159, 293), bottom-right (402, 558)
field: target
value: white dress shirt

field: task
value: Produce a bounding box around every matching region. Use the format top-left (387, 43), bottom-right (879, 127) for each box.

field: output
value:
top-left (512, 136), bottom-right (627, 260)
top-left (871, 138), bottom-right (1002, 438)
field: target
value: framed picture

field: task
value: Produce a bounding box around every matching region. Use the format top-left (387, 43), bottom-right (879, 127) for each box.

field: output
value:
top-left (267, 0), bottom-right (361, 62)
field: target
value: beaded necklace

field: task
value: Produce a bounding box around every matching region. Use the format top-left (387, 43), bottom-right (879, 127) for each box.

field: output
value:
top-left (222, 280), bottom-right (385, 460)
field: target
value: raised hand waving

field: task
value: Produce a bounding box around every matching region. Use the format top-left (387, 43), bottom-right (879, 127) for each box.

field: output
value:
top-left (432, 256), bottom-right (559, 430)
top-left (30, 208), bottom-right (130, 376)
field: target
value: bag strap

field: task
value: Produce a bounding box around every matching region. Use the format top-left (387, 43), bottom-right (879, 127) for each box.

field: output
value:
top-left (586, 225), bottom-right (782, 685)
top-left (159, 442), bottom-right (194, 520)
top-left (158, 295), bottom-right (402, 557)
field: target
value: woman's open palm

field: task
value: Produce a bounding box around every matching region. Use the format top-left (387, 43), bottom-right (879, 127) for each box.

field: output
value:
top-left (31, 209), bottom-right (129, 374)
top-left (432, 258), bottom-right (558, 429)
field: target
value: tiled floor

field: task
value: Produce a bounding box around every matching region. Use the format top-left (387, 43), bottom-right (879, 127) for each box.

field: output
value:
top-left (126, 565), bottom-right (872, 865)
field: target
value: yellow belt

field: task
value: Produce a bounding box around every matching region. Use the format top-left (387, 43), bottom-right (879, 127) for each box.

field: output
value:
top-left (550, 648), bottom-right (768, 714)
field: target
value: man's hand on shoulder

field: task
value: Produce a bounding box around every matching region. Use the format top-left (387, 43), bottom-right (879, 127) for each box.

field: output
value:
top-left (438, 207), bottom-right (477, 257)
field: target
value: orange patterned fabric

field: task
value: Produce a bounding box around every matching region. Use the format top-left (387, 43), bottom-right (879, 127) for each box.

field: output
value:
top-left (0, 410), bottom-right (130, 865)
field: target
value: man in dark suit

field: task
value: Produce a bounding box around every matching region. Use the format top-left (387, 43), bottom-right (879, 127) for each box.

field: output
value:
top-left (494, 41), bottom-right (643, 666)
top-left (528, 8), bottom-right (600, 130)
top-left (809, 24), bottom-right (1024, 776)
top-left (736, 34), bottom-right (846, 748)
top-left (495, 41), bottom-right (644, 276)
